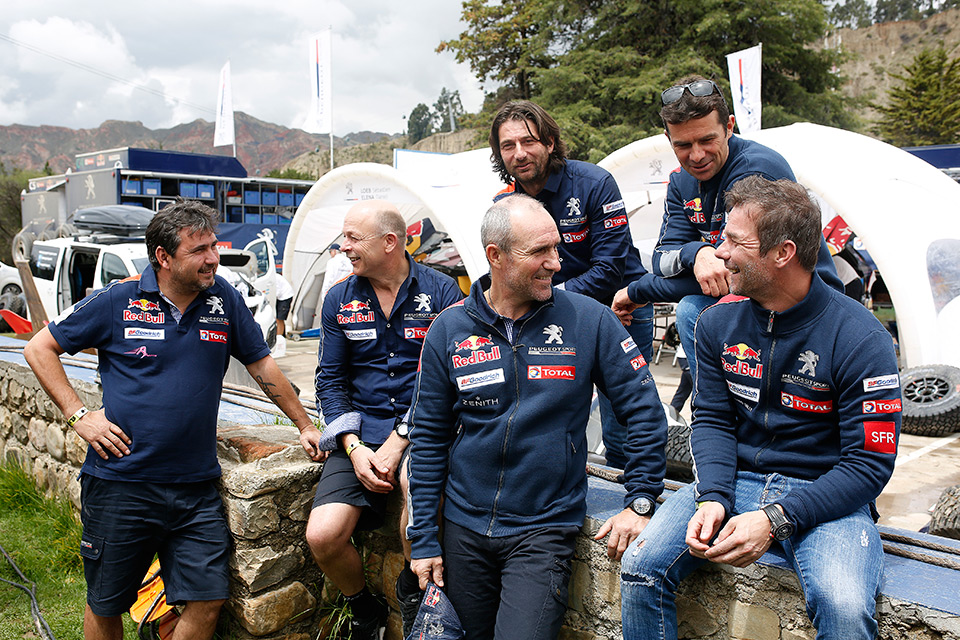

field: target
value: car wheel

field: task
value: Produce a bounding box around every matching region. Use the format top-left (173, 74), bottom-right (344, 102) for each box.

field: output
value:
top-left (664, 405), bottom-right (694, 481)
top-left (12, 231), bottom-right (35, 262)
top-left (900, 365), bottom-right (960, 437)
top-left (928, 484), bottom-right (960, 541)
top-left (1, 284), bottom-right (21, 297)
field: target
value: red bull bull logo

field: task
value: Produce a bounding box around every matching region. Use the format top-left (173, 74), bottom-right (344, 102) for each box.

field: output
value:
top-left (455, 335), bottom-right (495, 352)
top-left (722, 343), bottom-right (761, 361)
top-left (683, 197), bottom-right (702, 212)
top-left (128, 298), bottom-right (161, 312)
top-left (339, 300), bottom-right (370, 313)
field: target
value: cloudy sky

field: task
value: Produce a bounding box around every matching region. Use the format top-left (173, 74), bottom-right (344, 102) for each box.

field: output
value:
top-left (0, 1), bottom-right (485, 136)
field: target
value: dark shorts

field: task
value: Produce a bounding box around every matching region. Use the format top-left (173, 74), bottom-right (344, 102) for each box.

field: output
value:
top-left (311, 448), bottom-right (398, 531)
top-left (79, 475), bottom-right (230, 617)
top-left (276, 297), bottom-right (292, 321)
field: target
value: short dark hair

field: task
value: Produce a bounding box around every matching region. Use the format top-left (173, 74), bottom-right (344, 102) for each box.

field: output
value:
top-left (660, 75), bottom-right (730, 130)
top-left (145, 198), bottom-right (219, 271)
top-left (489, 100), bottom-right (567, 184)
top-left (725, 176), bottom-right (821, 273)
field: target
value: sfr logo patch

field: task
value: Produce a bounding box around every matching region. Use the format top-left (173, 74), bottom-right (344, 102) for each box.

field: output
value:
top-left (864, 421), bottom-right (896, 454)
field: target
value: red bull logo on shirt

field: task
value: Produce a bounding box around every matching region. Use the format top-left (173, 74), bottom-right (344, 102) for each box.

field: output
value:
top-left (455, 335), bottom-right (495, 352)
top-left (722, 343), bottom-right (763, 378)
top-left (723, 343), bottom-right (761, 361)
top-left (338, 300), bottom-right (374, 324)
top-left (683, 198), bottom-right (702, 212)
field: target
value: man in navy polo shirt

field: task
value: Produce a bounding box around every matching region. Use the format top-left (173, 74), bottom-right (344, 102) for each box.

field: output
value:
top-left (306, 200), bottom-right (462, 640)
top-left (24, 200), bottom-right (323, 640)
top-left (489, 100), bottom-right (653, 470)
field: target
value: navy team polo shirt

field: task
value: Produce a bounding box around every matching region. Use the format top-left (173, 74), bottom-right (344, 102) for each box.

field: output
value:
top-left (49, 267), bottom-right (270, 483)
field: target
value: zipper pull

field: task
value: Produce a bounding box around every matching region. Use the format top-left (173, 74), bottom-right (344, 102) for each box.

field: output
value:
top-left (767, 311), bottom-right (775, 333)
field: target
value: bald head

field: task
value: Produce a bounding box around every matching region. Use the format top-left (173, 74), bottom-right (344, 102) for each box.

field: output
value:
top-left (344, 199), bottom-right (407, 242)
top-left (481, 194), bottom-right (552, 254)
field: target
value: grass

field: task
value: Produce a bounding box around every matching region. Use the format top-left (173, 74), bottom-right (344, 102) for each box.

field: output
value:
top-left (0, 462), bottom-right (139, 639)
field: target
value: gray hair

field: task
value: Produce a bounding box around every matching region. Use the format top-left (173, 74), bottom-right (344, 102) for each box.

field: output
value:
top-left (373, 206), bottom-right (407, 242)
top-left (145, 198), bottom-right (219, 271)
top-left (481, 193), bottom-right (543, 253)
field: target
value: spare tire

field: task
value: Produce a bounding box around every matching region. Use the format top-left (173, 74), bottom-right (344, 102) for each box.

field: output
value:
top-left (900, 365), bottom-right (960, 437)
top-left (664, 405), bottom-right (694, 481)
top-left (57, 223), bottom-right (78, 238)
top-left (0, 291), bottom-right (27, 332)
top-left (928, 484), bottom-right (960, 540)
top-left (12, 231), bottom-right (35, 262)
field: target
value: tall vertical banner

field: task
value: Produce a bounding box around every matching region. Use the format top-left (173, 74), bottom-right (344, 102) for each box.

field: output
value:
top-left (213, 61), bottom-right (235, 147)
top-left (304, 29), bottom-right (333, 134)
top-left (726, 44), bottom-right (762, 134)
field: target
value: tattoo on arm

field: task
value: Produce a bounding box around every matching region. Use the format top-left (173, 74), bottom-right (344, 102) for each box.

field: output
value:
top-left (255, 375), bottom-right (282, 402)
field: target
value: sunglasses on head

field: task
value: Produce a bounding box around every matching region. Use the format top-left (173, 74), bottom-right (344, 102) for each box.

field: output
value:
top-left (661, 80), bottom-right (720, 106)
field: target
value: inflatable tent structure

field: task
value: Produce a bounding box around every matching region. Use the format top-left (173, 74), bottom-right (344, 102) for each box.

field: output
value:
top-left (600, 123), bottom-right (960, 434)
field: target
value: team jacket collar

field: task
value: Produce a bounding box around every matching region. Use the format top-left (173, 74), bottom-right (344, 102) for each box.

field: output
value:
top-left (749, 273), bottom-right (832, 335)
top-left (464, 274), bottom-right (554, 327)
top-left (351, 252), bottom-right (421, 301)
top-left (510, 162), bottom-right (565, 197)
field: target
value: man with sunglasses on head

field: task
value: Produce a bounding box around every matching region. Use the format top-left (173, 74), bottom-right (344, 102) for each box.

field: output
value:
top-left (306, 200), bottom-right (463, 640)
top-left (489, 100), bottom-right (655, 471)
top-left (612, 76), bottom-right (841, 382)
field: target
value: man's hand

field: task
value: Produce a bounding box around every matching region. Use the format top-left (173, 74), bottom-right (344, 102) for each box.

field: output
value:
top-left (298, 425), bottom-right (327, 462)
top-left (411, 556), bottom-right (444, 589)
top-left (690, 507), bottom-right (774, 568)
top-left (348, 445), bottom-right (394, 493)
top-left (595, 508), bottom-right (649, 560)
top-left (693, 247), bottom-right (730, 297)
top-left (685, 501), bottom-right (726, 556)
top-left (74, 409), bottom-right (131, 460)
top-left (371, 432), bottom-right (407, 483)
top-left (611, 288), bottom-right (644, 327)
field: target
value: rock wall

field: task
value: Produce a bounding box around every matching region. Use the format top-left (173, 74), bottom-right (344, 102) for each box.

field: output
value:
top-left (2, 358), bottom-right (959, 639)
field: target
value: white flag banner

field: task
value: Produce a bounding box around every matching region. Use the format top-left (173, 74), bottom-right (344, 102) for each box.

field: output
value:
top-left (214, 61), bottom-right (235, 147)
top-left (726, 44), bottom-right (762, 134)
top-left (304, 29), bottom-right (333, 134)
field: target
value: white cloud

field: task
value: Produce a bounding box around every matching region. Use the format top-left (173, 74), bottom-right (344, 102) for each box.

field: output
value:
top-left (0, 1), bottom-right (484, 135)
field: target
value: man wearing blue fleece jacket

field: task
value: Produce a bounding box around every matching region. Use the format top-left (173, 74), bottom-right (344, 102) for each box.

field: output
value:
top-left (409, 194), bottom-right (667, 640)
top-left (620, 176), bottom-right (900, 640)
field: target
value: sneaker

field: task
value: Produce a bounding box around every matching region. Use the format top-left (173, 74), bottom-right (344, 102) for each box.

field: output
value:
top-left (349, 593), bottom-right (388, 640)
top-left (395, 573), bottom-right (424, 638)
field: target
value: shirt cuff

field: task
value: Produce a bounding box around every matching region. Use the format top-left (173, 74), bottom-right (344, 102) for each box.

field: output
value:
top-left (317, 412), bottom-right (362, 451)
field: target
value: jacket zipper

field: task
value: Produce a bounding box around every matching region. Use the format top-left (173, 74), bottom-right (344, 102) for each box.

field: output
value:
top-left (755, 310), bottom-right (777, 467)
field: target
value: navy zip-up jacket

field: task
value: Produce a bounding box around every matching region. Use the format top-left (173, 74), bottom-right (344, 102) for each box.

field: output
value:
top-left (652, 135), bottom-right (843, 296)
top-left (408, 277), bottom-right (666, 558)
top-left (691, 274), bottom-right (900, 533)
top-left (494, 160), bottom-right (647, 305)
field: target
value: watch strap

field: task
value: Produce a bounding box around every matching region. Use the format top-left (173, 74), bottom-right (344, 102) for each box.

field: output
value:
top-left (67, 406), bottom-right (88, 428)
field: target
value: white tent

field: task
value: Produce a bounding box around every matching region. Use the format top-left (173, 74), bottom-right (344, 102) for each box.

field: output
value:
top-left (599, 122), bottom-right (960, 369)
top-left (283, 155), bottom-right (503, 332)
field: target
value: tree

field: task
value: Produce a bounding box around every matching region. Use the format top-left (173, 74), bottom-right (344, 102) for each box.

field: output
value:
top-left (407, 103), bottom-right (434, 144)
top-left (875, 45), bottom-right (960, 146)
top-left (874, 0), bottom-right (922, 23)
top-left (831, 0), bottom-right (874, 28)
top-left (0, 169), bottom-right (41, 263)
top-left (433, 88), bottom-right (465, 133)
top-left (436, 0), bottom-right (560, 100)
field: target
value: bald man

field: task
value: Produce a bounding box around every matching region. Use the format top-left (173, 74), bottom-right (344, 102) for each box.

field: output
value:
top-left (306, 201), bottom-right (463, 639)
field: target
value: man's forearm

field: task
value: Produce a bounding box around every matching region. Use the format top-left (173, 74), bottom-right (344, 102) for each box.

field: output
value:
top-left (247, 356), bottom-right (314, 433)
top-left (23, 327), bottom-right (84, 419)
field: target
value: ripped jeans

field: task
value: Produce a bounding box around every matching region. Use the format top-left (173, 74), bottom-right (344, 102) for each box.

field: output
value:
top-left (620, 472), bottom-right (883, 640)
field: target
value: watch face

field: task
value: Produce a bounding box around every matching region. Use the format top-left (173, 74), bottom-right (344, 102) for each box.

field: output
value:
top-left (631, 498), bottom-right (654, 516)
top-left (774, 522), bottom-right (795, 541)
top-left (396, 422), bottom-right (409, 437)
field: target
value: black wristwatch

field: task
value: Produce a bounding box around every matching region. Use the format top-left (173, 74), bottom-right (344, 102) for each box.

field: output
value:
top-left (762, 504), bottom-right (795, 541)
top-left (394, 420), bottom-right (410, 440)
top-left (629, 497), bottom-right (655, 517)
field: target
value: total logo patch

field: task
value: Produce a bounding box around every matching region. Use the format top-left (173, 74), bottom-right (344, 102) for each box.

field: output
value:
top-left (780, 392), bottom-right (832, 413)
top-left (864, 421), bottom-right (897, 454)
top-left (862, 399), bottom-right (902, 414)
top-left (727, 380), bottom-right (760, 403)
top-left (457, 368), bottom-right (505, 391)
top-left (405, 327), bottom-right (428, 340)
top-left (863, 374), bottom-right (900, 392)
top-left (528, 365), bottom-right (576, 380)
top-left (630, 354), bottom-right (647, 370)
top-left (124, 327), bottom-right (164, 340)
top-left (123, 310), bottom-right (164, 324)
top-left (604, 215), bottom-right (628, 229)
top-left (344, 328), bottom-right (377, 341)
top-left (453, 346), bottom-right (501, 368)
top-left (562, 229), bottom-right (589, 243)
top-left (199, 329), bottom-right (227, 343)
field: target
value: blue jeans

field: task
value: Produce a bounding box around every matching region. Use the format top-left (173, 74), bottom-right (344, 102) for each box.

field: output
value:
top-left (675, 295), bottom-right (718, 388)
top-left (600, 305), bottom-right (654, 468)
top-left (621, 472), bottom-right (883, 640)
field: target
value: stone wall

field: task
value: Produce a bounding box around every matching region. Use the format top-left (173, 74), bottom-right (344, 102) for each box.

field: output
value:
top-left (2, 357), bottom-right (959, 639)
